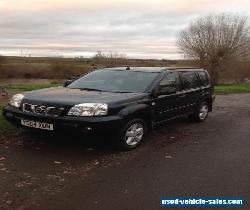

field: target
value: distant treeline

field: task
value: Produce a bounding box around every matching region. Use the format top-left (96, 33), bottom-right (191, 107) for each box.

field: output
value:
top-left (0, 55), bottom-right (195, 79)
top-left (0, 55), bottom-right (249, 84)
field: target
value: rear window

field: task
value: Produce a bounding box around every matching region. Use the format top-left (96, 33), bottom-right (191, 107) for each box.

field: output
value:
top-left (180, 71), bottom-right (200, 89)
top-left (197, 71), bottom-right (209, 86)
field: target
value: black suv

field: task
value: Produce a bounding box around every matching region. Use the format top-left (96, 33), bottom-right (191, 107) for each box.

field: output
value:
top-left (3, 67), bottom-right (215, 149)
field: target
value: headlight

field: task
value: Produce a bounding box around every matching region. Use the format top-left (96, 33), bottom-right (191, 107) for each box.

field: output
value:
top-left (68, 103), bottom-right (108, 116)
top-left (9, 94), bottom-right (24, 108)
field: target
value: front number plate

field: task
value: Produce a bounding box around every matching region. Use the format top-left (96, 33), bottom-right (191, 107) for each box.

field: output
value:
top-left (21, 119), bottom-right (54, 130)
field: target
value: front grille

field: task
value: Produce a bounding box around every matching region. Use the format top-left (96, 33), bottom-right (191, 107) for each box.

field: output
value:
top-left (23, 103), bottom-right (64, 116)
top-left (23, 103), bottom-right (33, 112)
top-left (46, 107), bottom-right (64, 116)
top-left (35, 106), bottom-right (47, 114)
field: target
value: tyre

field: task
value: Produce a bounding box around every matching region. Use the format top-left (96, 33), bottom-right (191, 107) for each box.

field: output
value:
top-left (113, 118), bottom-right (147, 150)
top-left (189, 102), bottom-right (209, 122)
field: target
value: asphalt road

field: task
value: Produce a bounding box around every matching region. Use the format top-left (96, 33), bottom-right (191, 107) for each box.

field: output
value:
top-left (0, 94), bottom-right (250, 210)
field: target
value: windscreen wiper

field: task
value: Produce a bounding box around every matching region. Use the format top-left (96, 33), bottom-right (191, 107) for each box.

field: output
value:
top-left (79, 88), bottom-right (132, 93)
top-left (80, 88), bottom-right (103, 92)
top-left (113, 91), bottom-right (133, 93)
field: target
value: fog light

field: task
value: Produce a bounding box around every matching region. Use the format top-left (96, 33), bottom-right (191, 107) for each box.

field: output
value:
top-left (85, 127), bottom-right (92, 131)
top-left (82, 126), bottom-right (92, 133)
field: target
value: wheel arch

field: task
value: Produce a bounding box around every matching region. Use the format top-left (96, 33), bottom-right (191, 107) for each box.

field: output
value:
top-left (117, 104), bottom-right (153, 130)
top-left (197, 96), bottom-right (213, 112)
top-left (203, 97), bottom-right (212, 111)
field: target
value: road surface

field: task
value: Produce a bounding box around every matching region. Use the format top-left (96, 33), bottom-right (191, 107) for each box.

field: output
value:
top-left (0, 94), bottom-right (250, 209)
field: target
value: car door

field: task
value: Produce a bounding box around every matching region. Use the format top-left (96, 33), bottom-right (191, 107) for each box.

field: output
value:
top-left (179, 71), bottom-right (201, 114)
top-left (154, 72), bottom-right (187, 122)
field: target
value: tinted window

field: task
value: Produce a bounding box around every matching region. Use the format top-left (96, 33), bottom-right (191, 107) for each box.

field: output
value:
top-left (180, 72), bottom-right (200, 89)
top-left (198, 71), bottom-right (209, 86)
top-left (68, 70), bottom-right (159, 93)
top-left (159, 72), bottom-right (181, 91)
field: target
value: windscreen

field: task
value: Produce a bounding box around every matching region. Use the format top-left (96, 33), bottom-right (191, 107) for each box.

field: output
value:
top-left (68, 70), bottom-right (159, 93)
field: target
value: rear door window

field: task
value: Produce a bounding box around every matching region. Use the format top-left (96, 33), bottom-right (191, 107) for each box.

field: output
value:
top-left (159, 72), bottom-right (181, 92)
top-left (180, 71), bottom-right (200, 90)
top-left (197, 71), bottom-right (209, 86)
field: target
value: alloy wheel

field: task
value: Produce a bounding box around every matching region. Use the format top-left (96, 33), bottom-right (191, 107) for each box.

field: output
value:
top-left (125, 123), bottom-right (144, 146)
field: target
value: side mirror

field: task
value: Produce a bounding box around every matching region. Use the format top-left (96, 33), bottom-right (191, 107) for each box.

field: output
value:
top-left (63, 80), bottom-right (74, 87)
top-left (158, 86), bottom-right (176, 95)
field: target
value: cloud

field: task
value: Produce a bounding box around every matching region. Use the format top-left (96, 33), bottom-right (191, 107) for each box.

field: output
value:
top-left (1, 0), bottom-right (249, 13)
top-left (0, 0), bottom-right (249, 59)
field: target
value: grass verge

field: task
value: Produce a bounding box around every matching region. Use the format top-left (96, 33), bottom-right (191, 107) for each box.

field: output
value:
top-left (0, 106), bottom-right (13, 134)
top-left (215, 84), bottom-right (250, 94)
top-left (1, 82), bottom-right (250, 93)
top-left (0, 82), bottom-right (249, 136)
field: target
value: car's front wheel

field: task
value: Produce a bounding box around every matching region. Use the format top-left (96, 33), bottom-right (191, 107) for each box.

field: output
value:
top-left (114, 118), bottom-right (147, 150)
top-left (189, 102), bottom-right (209, 122)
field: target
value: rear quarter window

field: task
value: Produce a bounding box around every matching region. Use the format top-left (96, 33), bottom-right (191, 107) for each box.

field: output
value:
top-left (197, 71), bottom-right (209, 86)
top-left (180, 71), bottom-right (200, 90)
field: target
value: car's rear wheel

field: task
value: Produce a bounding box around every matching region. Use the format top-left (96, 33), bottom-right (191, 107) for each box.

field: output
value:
top-left (189, 102), bottom-right (209, 122)
top-left (114, 118), bottom-right (147, 150)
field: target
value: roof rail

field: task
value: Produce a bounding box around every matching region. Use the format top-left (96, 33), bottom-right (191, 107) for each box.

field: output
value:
top-left (167, 67), bottom-right (202, 70)
top-left (94, 66), bottom-right (107, 70)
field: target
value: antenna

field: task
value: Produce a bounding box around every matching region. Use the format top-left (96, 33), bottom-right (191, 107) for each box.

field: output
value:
top-left (126, 66), bottom-right (130, 70)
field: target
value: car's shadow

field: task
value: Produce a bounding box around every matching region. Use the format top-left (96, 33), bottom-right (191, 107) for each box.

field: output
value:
top-left (18, 116), bottom-right (191, 153)
top-left (3, 116), bottom-right (198, 173)
top-left (21, 129), bottom-right (115, 152)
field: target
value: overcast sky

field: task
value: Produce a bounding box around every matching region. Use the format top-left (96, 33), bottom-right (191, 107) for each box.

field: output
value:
top-left (0, 0), bottom-right (249, 59)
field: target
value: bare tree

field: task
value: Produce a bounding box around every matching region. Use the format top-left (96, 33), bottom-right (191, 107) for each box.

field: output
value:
top-left (93, 51), bottom-right (105, 64)
top-left (177, 14), bottom-right (250, 84)
top-left (93, 51), bottom-right (128, 66)
top-left (106, 52), bottom-right (127, 66)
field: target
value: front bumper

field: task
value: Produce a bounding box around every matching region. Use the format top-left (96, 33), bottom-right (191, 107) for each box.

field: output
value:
top-left (3, 105), bottom-right (124, 133)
